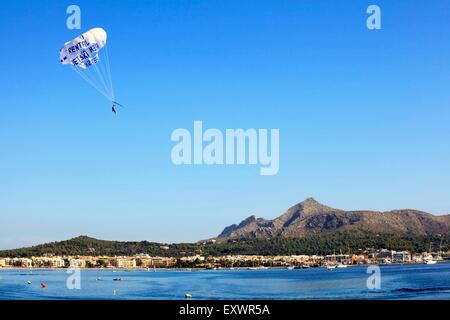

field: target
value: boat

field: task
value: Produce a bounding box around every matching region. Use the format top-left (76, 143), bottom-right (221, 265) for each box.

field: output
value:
top-left (435, 239), bottom-right (444, 261)
top-left (287, 266), bottom-right (295, 270)
top-left (423, 242), bottom-right (438, 265)
top-left (326, 251), bottom-right (338, 270)
top-left (336, 250), bottom-right (349, 268)
top-left (113, 277), bottom-right (122, 281)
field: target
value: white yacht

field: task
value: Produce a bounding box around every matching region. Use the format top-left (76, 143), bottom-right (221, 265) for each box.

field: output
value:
top-left (326, 264), bottom-right (336, 271)
top-left (423, 242), bottom-right (438, 264)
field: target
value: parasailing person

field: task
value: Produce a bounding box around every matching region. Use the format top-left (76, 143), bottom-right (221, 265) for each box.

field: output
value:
top-left (59, 27), bottom-right (124, 114)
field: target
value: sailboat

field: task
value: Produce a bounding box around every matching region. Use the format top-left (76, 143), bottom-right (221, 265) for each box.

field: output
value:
top-left (436, 239), bottom-right (444, 261)
top-left (336, 249), bottom-right (348, 268)
top-left (423, 242), bottom-right (437, 265)
top-left (325, 251), bottom-right (337, 270)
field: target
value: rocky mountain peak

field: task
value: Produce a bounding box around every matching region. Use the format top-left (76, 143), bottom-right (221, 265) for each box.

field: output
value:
top-left (298, 197), bottom-right (339, 214)
top-left (215, 198), bottom-right (450, 241)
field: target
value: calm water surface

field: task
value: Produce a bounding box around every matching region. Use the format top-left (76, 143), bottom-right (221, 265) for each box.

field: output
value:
top-left (1, 263), bottom-right (449, 300)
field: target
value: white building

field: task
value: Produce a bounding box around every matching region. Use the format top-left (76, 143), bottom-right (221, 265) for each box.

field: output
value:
top-left (32, 257), bottom-right (65, 268)
top-left (69, 259), bottom-right (86, 268)
top-left (391, 251), bottom-right (411, 263)
top-left (12, 258), bottom-right (33, 268)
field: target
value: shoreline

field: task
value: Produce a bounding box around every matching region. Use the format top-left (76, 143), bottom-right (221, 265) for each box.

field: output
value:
top-left (1, 261), bottom-right (448, 271)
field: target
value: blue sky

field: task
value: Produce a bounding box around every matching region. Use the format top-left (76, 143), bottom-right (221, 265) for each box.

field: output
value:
top-left (1, 0), bottom-right (450, 249)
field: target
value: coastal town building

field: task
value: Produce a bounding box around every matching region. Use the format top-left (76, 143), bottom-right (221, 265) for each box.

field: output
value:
top-left (391, 251), bottom-right (411, 264)
top-left (11, 258), bottom-right (33, 268)
top-left (376, 250), bottom-right (392, 264)
top-left (180, 255), bottom-right (205, 263)
top-left (69, 258), bottom-right (86, 268)
top-left (1, 248), bottom-right (448, 270)
top-left (111, 258), bottom-right (137, 269)
top-left (350, 255), bottom-right (371, 265)
top-left (137, 257), bottom-right (176, 268)
top-left (32, 257), bottom-right (65, 268)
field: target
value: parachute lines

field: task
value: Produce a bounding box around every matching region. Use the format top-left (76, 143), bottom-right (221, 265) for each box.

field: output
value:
top-left (61, 27), bottom-right (115, 103)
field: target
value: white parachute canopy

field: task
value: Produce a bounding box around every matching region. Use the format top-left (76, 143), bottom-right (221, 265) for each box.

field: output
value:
top-left (60, 27), bottom-right (115, 102)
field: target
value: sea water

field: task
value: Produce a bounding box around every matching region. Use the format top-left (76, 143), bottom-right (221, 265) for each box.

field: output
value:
top-left (0, 263), bottom-right (449, 300)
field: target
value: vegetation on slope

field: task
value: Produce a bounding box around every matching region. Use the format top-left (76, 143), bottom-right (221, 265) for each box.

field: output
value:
top-left (0, 233), bottom-right (448, 258)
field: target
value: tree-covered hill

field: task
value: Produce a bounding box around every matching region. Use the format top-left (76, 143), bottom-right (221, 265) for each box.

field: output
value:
top-left (0, 236), bottom-right (200, 258)
top-left (205, 233), bottom-right (449, 256)
top-left (1, 233), bottom-right (448, 258)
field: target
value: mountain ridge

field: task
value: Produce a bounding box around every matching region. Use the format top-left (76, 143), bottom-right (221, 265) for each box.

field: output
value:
top-left (216, 198), bottom-right (450, 241)
top-left (1, 198), bottom-right (449, 257)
